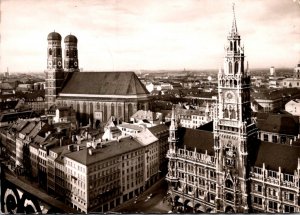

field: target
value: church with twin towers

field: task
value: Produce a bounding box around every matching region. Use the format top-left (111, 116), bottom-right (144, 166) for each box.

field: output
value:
top-left (45, 32), bottom-right (150, 126)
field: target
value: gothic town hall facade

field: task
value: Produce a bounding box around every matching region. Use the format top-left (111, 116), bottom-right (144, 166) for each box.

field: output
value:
top-left (166, 7), bottom-right (300, 213)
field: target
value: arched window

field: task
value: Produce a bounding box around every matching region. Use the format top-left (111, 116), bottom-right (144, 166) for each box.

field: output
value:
top-left (128, 103), bottom-right (133, 121)
top-left (226, 193), bottom-right (234, 202)
top-left (77, 103), bottom-right (80, 112)
top-left (235, 62), bottom-right (239, 74)
top-left (104, 103), bottom-right (108, 122)
top-left (49, 48), bottom-right (52, 55)
top-left (90, 103), bottom-right (93, 116)
top-left (83, 102), bottom-right (87, 114)
top-left (57, 48), bottom-right (61, 57)
top-left (225, 179), bottom-right (233, 188)
top-left (118, 104), bottom-right (122, 118)
top-left (234, 80), bottom-right (237, 86)
top-left (230, 110), bottom-right (236, 119)
top-left (229, 62), bottom-right (232, 74)
top-left (234, 41), bottom-right (237, 52)
top-left (225, 193), bottom-right (234, 202)
top-left (66, 50), bottom-right (69, 57)
top-left (230, 42), bottom-right (233, 51)
top-left (76, 103), bottom-right (80, 123)
top-left (96, 102), bottom-right (100, 110)
top-left (224, 108), bottom-right (229, 118)
top-left (111, 103), bottom-right (115, 117)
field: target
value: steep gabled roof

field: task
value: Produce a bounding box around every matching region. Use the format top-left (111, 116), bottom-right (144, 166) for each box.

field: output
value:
top-left (148, 124), bottom-right (169, 136)
top-left (255, 141), bottom-right (300, 174)
top-left (20, 121), bottom-right (36, 135)
top-left (178, 127), bottom-right (214, 156)
top-left (60, 72), bottom-right (149, 96)
top-left (256, 114), bottom-right (299, 136)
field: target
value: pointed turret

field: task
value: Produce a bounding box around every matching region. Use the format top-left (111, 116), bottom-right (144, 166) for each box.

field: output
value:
top-left (168, 105), bottom-right (178, 149)
top-left (170, 105), bottom-right (178, 131)
top-left (230, 3), bottom-right (238, 36)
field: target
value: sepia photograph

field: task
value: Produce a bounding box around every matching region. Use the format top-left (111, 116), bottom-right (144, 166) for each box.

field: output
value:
top-left (0, 0), bottom-right (300, 213)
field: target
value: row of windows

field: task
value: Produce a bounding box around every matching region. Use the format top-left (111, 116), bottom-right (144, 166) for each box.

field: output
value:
top-left (253, 196), bottom-right (295, 213)
top-left (89, 168), bottom-right (119, 181)
top-left (192, 115), bottom-right (208, 120)
top-left (253, 184), bottom-right (296, 202)
top-left (177, 149), bottom-right (216, 164)
top-left (253, 167), bottom-right (294, 183)
top-left (90, 181), bottom-right (119, 198)
top-left (177, 162), bottom-right (216, 178)
top-left (122, 163), bottom-right (143, 175)
top-left (180, 187), bottom-right (216, 202)
top-left (268, 170), bottom-right (277, 178)
top-left (284, 81), bottom-right (300, 86)
top-left (89, 159), bottom-right (118, 172)
top-left (123, 150), bottom-right (143, 160)
top-left (123, 178), bottom-right (143, 191)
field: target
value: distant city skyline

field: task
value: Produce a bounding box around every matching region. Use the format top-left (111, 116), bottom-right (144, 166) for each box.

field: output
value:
top-left (1, 0), bottom-right (300, 73)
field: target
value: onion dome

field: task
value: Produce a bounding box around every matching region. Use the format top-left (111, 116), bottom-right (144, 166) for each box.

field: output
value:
top-left (47, 31), bottom-right (62, 40)
top-left (64, 34), bottom-right (78, 43)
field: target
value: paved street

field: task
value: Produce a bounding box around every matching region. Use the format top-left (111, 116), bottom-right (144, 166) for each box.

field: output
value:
top-left (113, 177), bottom-right (172, 213)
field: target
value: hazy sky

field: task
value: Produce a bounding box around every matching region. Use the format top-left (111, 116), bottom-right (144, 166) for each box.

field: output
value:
top-left (1, 0), bottom-right (300, 72)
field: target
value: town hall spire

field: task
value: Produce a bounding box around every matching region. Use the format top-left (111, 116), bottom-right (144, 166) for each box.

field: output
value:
top-left (231, 3), bottom-right (238, 36)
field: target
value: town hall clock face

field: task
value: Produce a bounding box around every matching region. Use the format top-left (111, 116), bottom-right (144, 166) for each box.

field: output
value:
top-left (227, 93), bottom-right (233, 99)
top-left (226, 91), bottom-right (235, 102)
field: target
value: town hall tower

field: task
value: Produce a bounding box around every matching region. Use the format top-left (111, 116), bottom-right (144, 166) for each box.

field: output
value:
top-left (213, 4), bottom-right (257, 212)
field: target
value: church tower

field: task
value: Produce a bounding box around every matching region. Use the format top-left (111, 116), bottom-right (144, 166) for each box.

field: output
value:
top-left (64, 34), bottom-right (79, 72)
top-left (293, 62), bottom-right (300, 79)
top-left (214, 4), bottom-right (257, 213)
top-left (45, 32), bottom-right (65, 109)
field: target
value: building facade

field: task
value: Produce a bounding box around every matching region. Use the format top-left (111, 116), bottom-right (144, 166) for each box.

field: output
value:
top-left (285, 99), bottom-right (300, 116)
top-left (166, 6), bottom-right (300, 213)
top-left (282, 63), bottom-right (300, 88)
top-left (45, 125), bottom-right (168, 213)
